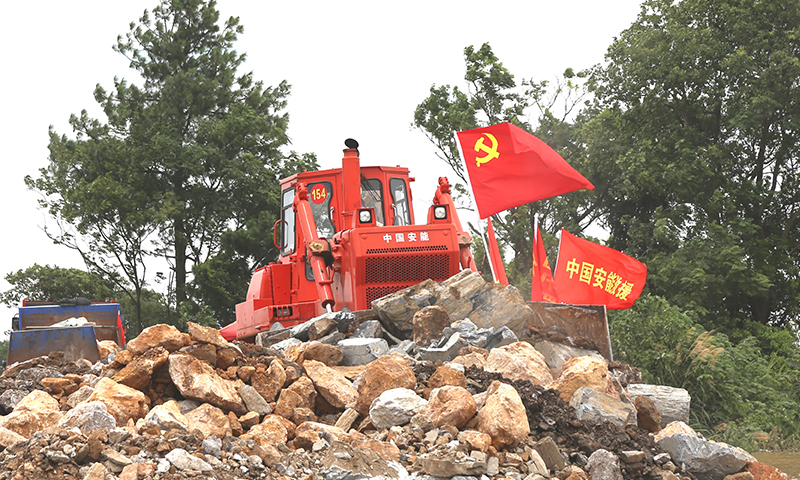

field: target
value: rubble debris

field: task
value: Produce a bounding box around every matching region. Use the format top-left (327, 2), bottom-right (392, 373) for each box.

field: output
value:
top-left (0, 271), bottom-right (784, 480)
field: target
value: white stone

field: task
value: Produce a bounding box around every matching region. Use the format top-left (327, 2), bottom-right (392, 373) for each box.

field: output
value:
top-left (369, 388), bottom-right (428, 429)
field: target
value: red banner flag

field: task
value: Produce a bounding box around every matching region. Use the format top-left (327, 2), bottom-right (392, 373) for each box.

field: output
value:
top-left (486, 218), bottom-right (509, 285)
top-left (531, 222), bottom-right (559, 303)
top-left (554, 229), bottom-right (646, 309)
top-left (457, 123), bottom-right (594, 219)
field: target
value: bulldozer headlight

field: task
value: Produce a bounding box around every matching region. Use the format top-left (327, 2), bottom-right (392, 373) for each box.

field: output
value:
top-left (433, 205), bottom-right (447, 220)
top-left (359, 209), bottom-right (373, 223)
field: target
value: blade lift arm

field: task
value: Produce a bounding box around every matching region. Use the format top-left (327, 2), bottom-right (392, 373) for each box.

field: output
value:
top-left (433, 177), bottom-right (478, 273)
top-left (294, 182), bottom-right (336, 311)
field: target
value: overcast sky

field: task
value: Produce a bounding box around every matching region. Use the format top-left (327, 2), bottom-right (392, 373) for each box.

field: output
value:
top-left (0, 0), bottom-right (643, 333)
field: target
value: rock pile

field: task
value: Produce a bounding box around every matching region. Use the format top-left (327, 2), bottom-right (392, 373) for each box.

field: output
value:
top-left (0, 271), bottom-right (785, 480)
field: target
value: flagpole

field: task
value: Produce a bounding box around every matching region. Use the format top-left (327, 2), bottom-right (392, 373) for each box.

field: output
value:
top-left (553, 228), bottom-right (564, 282)
top-left (453, 131), bottom-right (499, 283)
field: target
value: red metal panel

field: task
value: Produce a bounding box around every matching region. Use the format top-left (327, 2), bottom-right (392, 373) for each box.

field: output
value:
top-left (271, 263), bottom-right (293, 305)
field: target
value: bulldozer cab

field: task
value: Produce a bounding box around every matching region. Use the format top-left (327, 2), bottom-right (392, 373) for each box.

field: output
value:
top-left (277, 166), bottom-right (415, 258)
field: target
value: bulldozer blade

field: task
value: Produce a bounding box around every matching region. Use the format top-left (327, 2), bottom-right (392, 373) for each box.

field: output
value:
top-left (526, 302), bottom-right (613, 361)
top-left (7, 325), bottom-right (101, 366)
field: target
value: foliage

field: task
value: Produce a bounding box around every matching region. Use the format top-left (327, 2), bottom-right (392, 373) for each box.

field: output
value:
top-left (1, 264), bottom-right (116, 308)
top-left (589, 0), bottom-right (800, 329)
top-left (413, 44), bottom-right (598, 292)
top-left (611, 295), bottom-right (800, 450)
top-left (28, 0), bottom-right (317, 330)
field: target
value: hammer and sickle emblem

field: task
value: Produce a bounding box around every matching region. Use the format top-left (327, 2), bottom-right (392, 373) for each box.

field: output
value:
top-left (473, 133), bottom-right (499, 167)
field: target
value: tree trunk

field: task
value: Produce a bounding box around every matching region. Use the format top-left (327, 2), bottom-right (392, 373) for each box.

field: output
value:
top-left (175, 216), bottom-right (187, 310)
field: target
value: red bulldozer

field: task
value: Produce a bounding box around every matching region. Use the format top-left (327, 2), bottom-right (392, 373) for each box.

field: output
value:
top-left (220, 139), bottom-right (478, 342)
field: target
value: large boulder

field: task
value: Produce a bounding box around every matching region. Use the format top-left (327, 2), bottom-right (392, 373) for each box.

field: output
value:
top-left (356, 354), bottom-right (417, 416)
top-left (241, 415), bottom-right (290, 447)
top-left (369, 388), bottom-right (427, 429)
top-left (0, 389), bottom-right (63, 438)
top-left (627, 384), bottom-right (691, 428)
top-left (484, 341), bottom-right (553, 385)
top-left (126, 324), bottom-right (186, 356)
top-left (111, 346), bottom-right (170, 391)
top-left (476, 381), bottom-right (530, 449)
top-left (549, 356), bottom-right (609, 402)
top-left (412, 306), bottom-right (451, 347)
top-left (421, 385), bottom-right (476, 429)
top-left (303, 360), bottom-right (358, 409)
top-left (85, 377), bottom-right (149, 426)
top-left (57, 401), bottom-right (116, 434)
top-left (185, 403), bottom-right (232, 438)
top-left (656, 421), bottom-right (756, 480)
top-left (251, 361), bottom-right (286, 403)
top-left (168, 354), bottom-right (246, 415)
top-left (145, 400), bottom-right (189, 432)
top-left (569, 387), bottom-right (636, 429)
top-left (187, 322), bottom-right (236, 349)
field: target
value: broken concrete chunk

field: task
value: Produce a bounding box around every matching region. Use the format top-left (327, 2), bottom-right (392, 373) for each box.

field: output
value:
top-left (656, 422), bottom-right (756, 480)
top-left (368, 388), bottom-right (428, 429)
top-left (627, 384), bottom-right (691, 428)
top-left (569, 386), bottom-right (637, 429)
top-left (351, 320), bottom-right (384, 339)
top-left (338, 338), bottom-right (390, 366)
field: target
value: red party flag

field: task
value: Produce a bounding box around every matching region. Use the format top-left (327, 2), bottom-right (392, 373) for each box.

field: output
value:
top-left (457, 123), bottom-right (594, 219)
top-left (486, 218), bottom-right (509, 285)
top-left (531, 222), bottom-right (559, 303)
top-left (554, 229), bottom-right (646, 309)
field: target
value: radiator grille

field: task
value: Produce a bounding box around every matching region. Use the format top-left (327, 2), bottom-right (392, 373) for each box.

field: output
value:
top-left (366, 245), bottom-right (448, 254)
top-left (364, 254), bottom-right (451, 285)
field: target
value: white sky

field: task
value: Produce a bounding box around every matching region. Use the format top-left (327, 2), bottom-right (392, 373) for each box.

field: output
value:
top-left (0, 1), bottom-right (643, 334)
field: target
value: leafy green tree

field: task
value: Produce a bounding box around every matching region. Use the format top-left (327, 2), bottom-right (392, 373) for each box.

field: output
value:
top-left (588, 0), bottom-right (800, 332)
top-left (414, 44), bottom-right (600, 291)
top-left (28, 0), bottom-right (317, 329)
top-left (1, 264), bottom-right (116, 307)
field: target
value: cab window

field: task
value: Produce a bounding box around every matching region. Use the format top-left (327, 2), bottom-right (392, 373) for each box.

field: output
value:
top-left (390, 178), bottom-right (411, 226)
top-left (280, 188), bottom-right (295, 256)
top-left (360, 178), bottom-right (384, 226)
top-left (307, 181), bottom-right (336, 239)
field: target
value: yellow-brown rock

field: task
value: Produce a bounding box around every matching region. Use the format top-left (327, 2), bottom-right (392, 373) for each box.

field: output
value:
top-left (40, 377), bottom-right (75, 395)
top-left (0, 426), bottom-right (25, 448)
top-left (239, 411), bottom-right (260, 430)
top-left (97, 340), bottom-right (122, 361)
top-left (251, 361), bottom-right (286, 403)
top-left (549, 356), bottom-right (609, 403)
top-left (355, 353), bottom-right (416, 415)
top-left (85, 377), bottom-right (149, 426)
top-left (484, 341), bottom-right (553, 385)
top-left (0, 390), bottom-right (62, 438)
top-left (451, 352), bottom-right (487, 369)
top-left (274, 376), bottom-right (317, 420)
top-left (421, 385), bottom-right (477, 429)
top-left (187, 322), bottom-right (234, 349)
top-left (428, 365), bottom-right (467, 394)
top-left (112, 346), bottom-right (169, 391)
top-left (294, 421), bottom-right (350, 443)
top-left (413, 306), bottom-right (451, 347)
top-left (457, 430), bottom-right (493, 452)
top-left (476, 381), bottom-right (530, 450)
top-left (216, 347), bottom-right (240, 370)
top-left (168, 353), bottom-right (246, 415)
top-left (352, 437), bottom-right (401, 461)
top-left (241, 414), bottom-right (290, 447)
top-left (303, 342), bottom-right (344, 366)
top-left (185, 403), bottom-right (232, 438)
top-left (303, 359), bottom-right (358, 409)
top-left (126, 324), bottom-right (186, 356)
